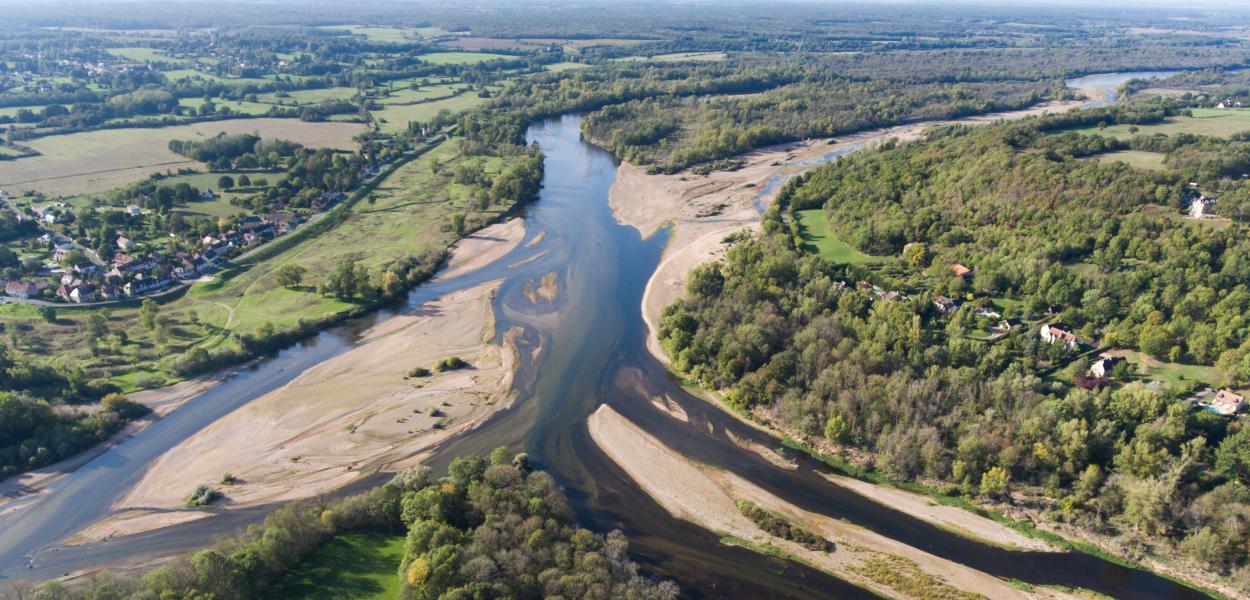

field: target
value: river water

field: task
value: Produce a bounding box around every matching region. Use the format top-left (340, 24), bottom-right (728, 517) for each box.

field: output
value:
top-left (0, 78), bottom-right (1212, 598)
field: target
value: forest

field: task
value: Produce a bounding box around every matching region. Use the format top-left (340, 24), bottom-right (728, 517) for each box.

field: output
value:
top-left (659, 102), bottom-right (1250, 580)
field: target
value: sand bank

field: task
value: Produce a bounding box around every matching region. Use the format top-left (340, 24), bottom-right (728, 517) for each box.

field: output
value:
top-left (435, 217), bottom-right (526, 281)
top-left (588, 405), bottom-right (1080, 600)
top-left (120, 279), bottom-right (518, 513)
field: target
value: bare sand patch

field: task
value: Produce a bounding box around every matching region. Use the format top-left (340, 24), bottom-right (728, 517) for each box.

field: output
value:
top-left (522, 272), bottom-right (559, 304)
top-left (120, 280), bottom-right (517, 514)
top-left (823, 473), bottom-right (1055, 552)
top-left (64, 510), bottom-right (213, 546)
top-left (588, 405), bottom-right (1079, 600)
top-left (435, 217), bottom-right (526, 281)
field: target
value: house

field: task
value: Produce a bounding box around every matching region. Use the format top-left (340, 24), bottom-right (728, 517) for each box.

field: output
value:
top-left (69, 285), bottom-right (95, 304)
top-left (116, 236), bottom-right (137, 251)
top-left (934, 295), bottom-right (959, 314)
top-left (200, 190), bottom-right (215, 200)
top-left (4, 281), bottom-right (39, 299)
top-left (1203, 390), bottom-right (1246, 416)
top-left (992, 318), bottom-right (1021, 336)
top-left (52, 242), bottom-right (75, 261)
top-left (126, 205), bottom-right (142, 217)
top-left (124, 274), bottom-right (172, 297)
top-left (1089, 352), bottom-right (1125, 378)
top-left (1040, 323), bottom-right (1082, 349)
top-left (951, 263), bottom-right (972, 278)
top-left (1190, 195), bottom-right (1216, 219)
top-left (262, 212), bottom-right (302, 234)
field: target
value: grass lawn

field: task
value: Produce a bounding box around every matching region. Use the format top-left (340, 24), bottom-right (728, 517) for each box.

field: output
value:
top-left (795, 209), bottom-right (880, 264)
top-left (271, 533), bottom-right (404, 600)
top-left (416, 51), bottom-right (515, 65)
top-left (0, 104), bottom-right (48, 118)
top-left (371, 93), bottom-right (487, 133)
top-left (1086, 149), bottom-right (1167, 171)
top-left (1115, 349), bottom-right (1222, 388)
top-left (161, 69), bottom-right (269, 86)
top-left (1075, 108), bottom-right (1250, 139)
top-left (0, 118), bottom-right (365, 197)
top-left (106, 47), bottom-right (190, 63)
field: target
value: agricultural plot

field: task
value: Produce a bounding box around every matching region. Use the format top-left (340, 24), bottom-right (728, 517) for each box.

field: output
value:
top-left (371, 93), bottom-right (487, 133)
top-left (0, 104), bottom-right (48, 118)
top-left (178, 97), bottom-right (274, 116)
top-left (376, 83), bottom-right (465, 105)
top-left (446, 37), bottom-right (645, 50)
top-left (318, 25), bottom-right (415, 44)
top-left (1076, 108), bottom-right (1250, 139)
top-left (614, 51), bottom-right (728, 63)
top-left (0, 118), bottom-right (366, 196)
top-left (257, 86), bottom-right (360, 105)
top-left (546, 61), bottom-right (590, 72)
top-left (1085, 149), bottom-right (1168, 170)
top-left (106, 47), bottom-right (190, 63)
top-left (160, 69), bottom-right (269, 86)
top-left (416, 51), bottom-right (515, 65)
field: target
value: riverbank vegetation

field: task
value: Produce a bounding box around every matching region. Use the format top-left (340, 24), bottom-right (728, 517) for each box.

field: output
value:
top-left (659, 98), bottom-right (1250, 589)
top-left (28, 450), bottom-right (675, 600)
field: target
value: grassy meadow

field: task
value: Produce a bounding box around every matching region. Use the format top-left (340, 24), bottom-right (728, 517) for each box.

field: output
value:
top-left (1077, 107), bottom-right (1250, 139)
top-left (270, 533), bottom-right (404, 600)
top-left (371, 93), bottom-right (488, 133)
top-left (795, 209), bottom-right (880, 264)
top-left (417, 51), bottom-right (515, 65)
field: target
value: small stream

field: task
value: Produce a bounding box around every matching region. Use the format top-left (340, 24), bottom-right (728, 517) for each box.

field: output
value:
top-left (0, 75), bottom-right (1213, 599)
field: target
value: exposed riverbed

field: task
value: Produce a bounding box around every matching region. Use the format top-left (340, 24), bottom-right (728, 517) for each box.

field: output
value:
top-left (0, 73), bottom-right (1211, 599)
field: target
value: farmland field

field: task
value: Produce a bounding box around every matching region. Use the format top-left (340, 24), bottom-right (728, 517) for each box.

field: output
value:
top-left (270, 534), bottom-right (404, 600)
top-left (546, 61), bottom-right (590, 72)
top-left (0, 118), bottom-right (366, 196)
top-left (106, 47), bottom-right (189, 63)
top-left (318, 25), bottom-right (415, 43)
top-left (376, 83), bottom-right (465, 105)
top-left (0, 104), bottom-right (47, 117)
top-left (160, 69), bottom-right (269, 85)
top-left (446, 36), bottom-right (647, 51)
top-left (371, 93), bottom-right (487, 133)
top-left (614, 51), bottom-right (728, 63)
top-left (416, 51), bottom-right (515, 64)
top-left (256, 86), bottom-right (360, 105)
top-left (1075, 107), bottom-right (1250, 139)
top-left (178, 97), bottom-right (274, 116)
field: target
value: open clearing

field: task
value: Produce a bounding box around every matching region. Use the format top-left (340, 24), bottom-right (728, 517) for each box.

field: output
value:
top-left (0, 118), bottom-right (365, 196)
top-left (446, 37), bottom-right (645, 51)
top-left (795, 209), bottom-right (880, 264)
top-left (1084, 149), bottom-right (1168, 170)
top-left (1076, 108), bottom-right (1250, 139)
top-left (106, 47), bottom-right (189, 63)
top-left (271, 533), bottom-right (404, 599)
top-left (614, 51), bottom-right (728, 63)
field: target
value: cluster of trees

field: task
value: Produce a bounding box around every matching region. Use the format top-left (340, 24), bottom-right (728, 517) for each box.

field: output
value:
top-left (658, 105), bottom-right (1250, 577)
top-left (0, 344), bottom-right (138, 476)
top-left (167, 132), bottom-right (302, 171)
top-left (27, 450), bottom-right (674, 600)
top-left (396, 448), bottom-right (677, 600)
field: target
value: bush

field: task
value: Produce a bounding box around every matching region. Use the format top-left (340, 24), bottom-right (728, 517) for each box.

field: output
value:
top-left (407, 366), bottom-right (431, 378)
top-left (737, 500), bottom-right (833, 552)
top-left (183, 483), bottom-right (223, 508)
top-left (435, 356), bottom-right (467, 371)
top-left (101, 393), bottom-right (152, 420)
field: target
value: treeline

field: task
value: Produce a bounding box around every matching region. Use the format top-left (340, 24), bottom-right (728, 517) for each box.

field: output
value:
top-left (167, 132), bottom-right (302, 170)
top-left (27, 450), bottom-right (675, 600)
top-left (658, 105), bottom-right (1250, 580)
top-left (583, 78), bottom-right (1050, 172)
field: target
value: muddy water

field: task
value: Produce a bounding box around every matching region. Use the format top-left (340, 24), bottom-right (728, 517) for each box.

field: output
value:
top-left (0, 111), bottom-right (1212, 598)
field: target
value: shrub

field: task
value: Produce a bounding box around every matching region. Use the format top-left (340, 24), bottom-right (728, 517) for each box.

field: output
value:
top-left (435, 356), bottom-right (468, 371)
top-left (183, 483), bottom-right (223, 508)
top-left (407, 366), bottom-right (431, 378)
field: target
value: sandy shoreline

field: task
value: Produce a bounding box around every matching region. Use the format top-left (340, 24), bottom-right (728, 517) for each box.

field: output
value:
top-left (435, 217), bottom-right (526, 281)
top-left (118, 279), bottom-right (518, 513)
top-left (588, 405), bottom-right (1078, 600)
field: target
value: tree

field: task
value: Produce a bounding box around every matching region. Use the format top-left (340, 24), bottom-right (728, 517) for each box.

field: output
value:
top-left (979, 466), bottom-right (1009, 499)
top-left (37, 306), bottom-right (56, 323)
top-left (1215, 428), bottom-right (1250, 484)
top-left (217, 175), bottom-right (235, 190)
top-left (139, 299), bottom-right (159, 330)
top-left (824, 415), bottom-right (851, 444)
top-left (274, 264), bottom-right (306, 288)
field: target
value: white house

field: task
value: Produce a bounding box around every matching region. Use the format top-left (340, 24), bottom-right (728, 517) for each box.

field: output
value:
top-left (1190, 195), bottom-right (1216, 219)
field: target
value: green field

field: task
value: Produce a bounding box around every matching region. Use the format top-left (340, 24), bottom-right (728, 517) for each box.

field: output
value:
top-left (1116, 350), bottom-right (1221, 389)
top-left (271, 533), bottom-right (404, 600)
top-left (179, 97), bottom-right (274, 116)
top-left (1076, 108), bottom-right (1250, 139)
top-left (319, 25), bottom-right (415, 43)
top-left (377, 83), bottom-right (465, 105)
top-left (1088, 149), bottom-right (1168, 170)
top-left (416, 51), bottom-right (514, 65)
top-left (161, 69), bottom-right (268, 86)
top-left (614, 51), bottom-right (728, 63)
top-left (371, 93), bottom-right (487, 133)
top-left (545, 61), bottom-right (591, 72)
top-left (107, 47), bottom-right (190, 63)
top-left (0, 104), bottom-right (47, 118)
top-left (258, 86), bottom-right (361, 105)
top-left (795, 209), bottom-right (879, 264)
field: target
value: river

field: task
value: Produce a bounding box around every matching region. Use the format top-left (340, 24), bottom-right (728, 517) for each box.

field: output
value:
top-left (0, 74), bottom-right (1210, 599)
